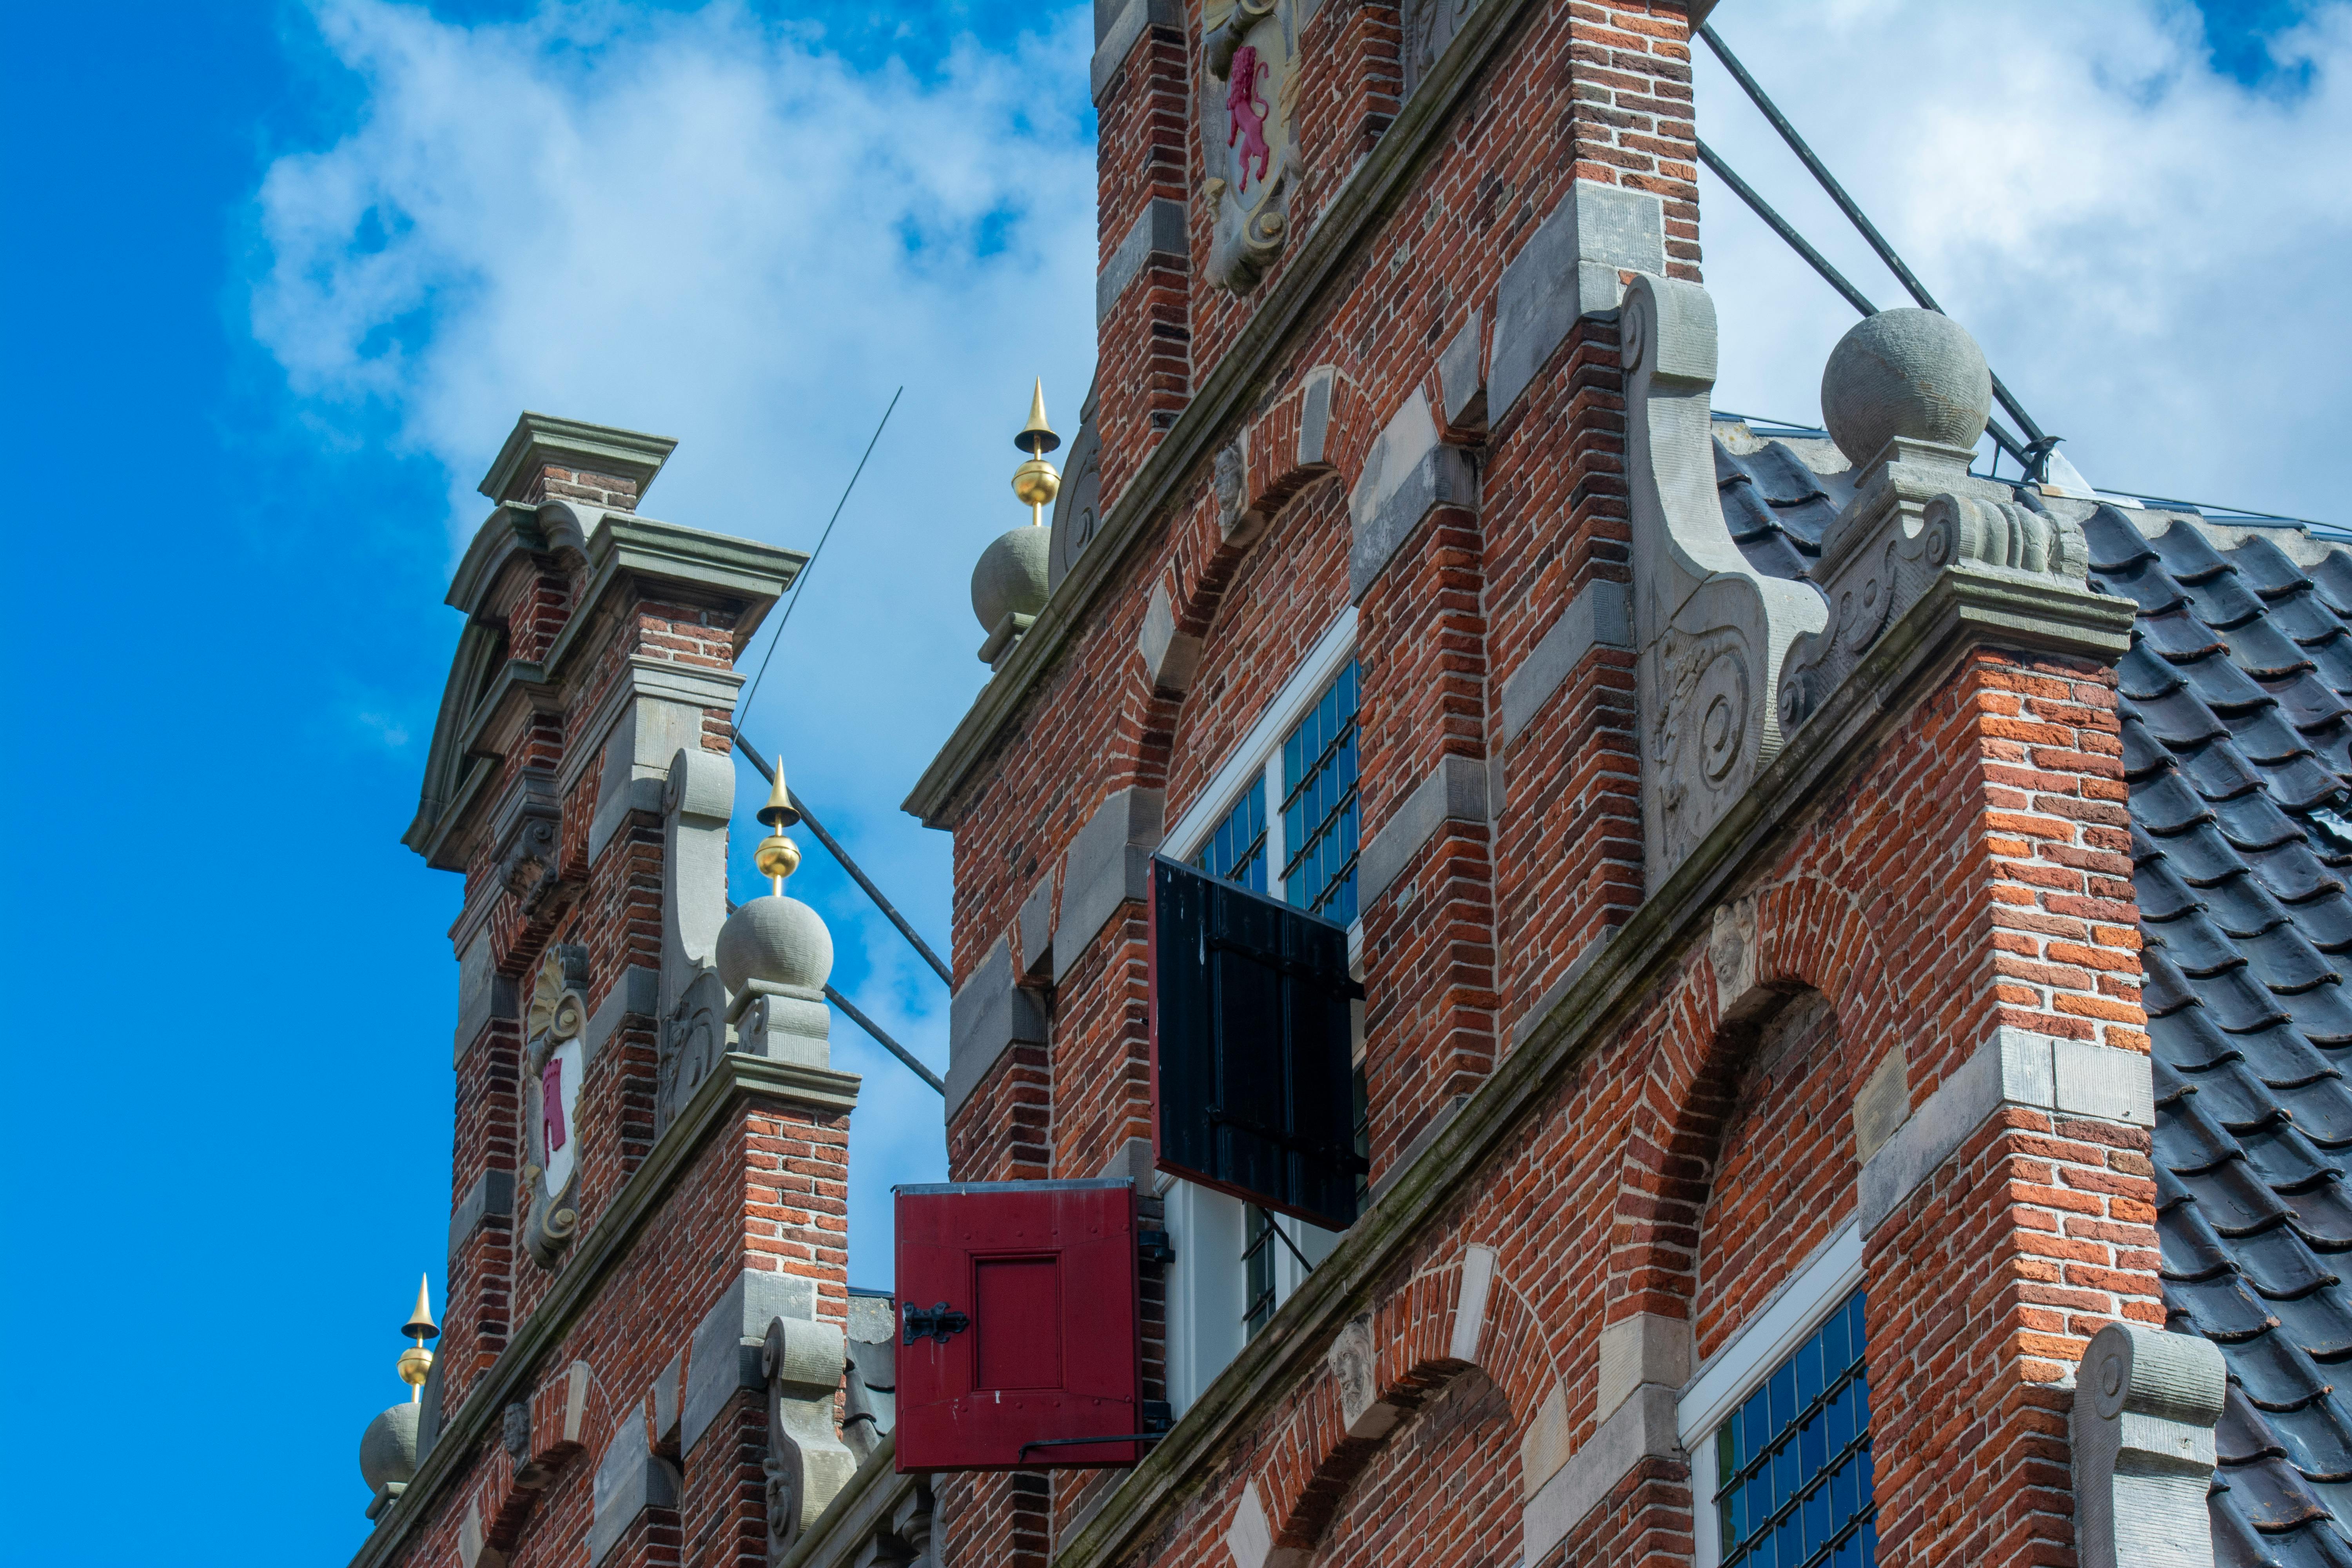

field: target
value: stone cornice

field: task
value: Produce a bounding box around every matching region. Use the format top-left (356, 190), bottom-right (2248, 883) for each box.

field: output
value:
top-left (901, 0), bottom-right (1553, 829)
top-left (407, 508), bottom-right (803, 869)
top-left (344, 1052), bottom-right (861, 1568)
top-left (1050, 570), bottom-right (2134, 1568)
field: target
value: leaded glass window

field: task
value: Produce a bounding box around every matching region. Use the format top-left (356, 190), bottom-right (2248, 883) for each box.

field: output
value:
top-left (1713, 1290), bottom-right (1875, 1568)
top-left (1193, 778), bottom-right (1268, 893)
top-left (1280, 659), bottom-right (1360, 924)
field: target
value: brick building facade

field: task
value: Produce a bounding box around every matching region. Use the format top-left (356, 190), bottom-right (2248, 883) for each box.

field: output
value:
top-left (347, 2), bottom-right (2347, 1567)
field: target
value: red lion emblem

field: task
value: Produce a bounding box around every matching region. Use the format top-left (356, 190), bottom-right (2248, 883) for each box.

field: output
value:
top-left (1227, 44), bottom-right (1271, 193)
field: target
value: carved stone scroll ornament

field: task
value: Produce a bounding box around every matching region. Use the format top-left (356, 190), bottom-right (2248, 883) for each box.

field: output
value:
top-left (1775, 309), bottom-right (2090, 732)
top-left (2071, 1322), bottom-right (2225, 1568)
top-left (521, 944), bottom-right (591, 1268)
top-left (1202, 0), bottom-right (1300, 294)
top-left (1621, 273), bottom-right (1827, 893)
top-left (762, 1316), bottom-right (856, 1566)
top-left (657, 746), bottom-right (734, 1135)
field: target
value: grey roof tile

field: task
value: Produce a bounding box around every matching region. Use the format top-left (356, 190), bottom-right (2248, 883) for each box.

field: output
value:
top-left (2140, 686), bottom-right (2235, 748)
top-left (2189, 738), bottom-right (2275, 802)
top-left (2308, 553), bottom-right (2352, 617)
top-left (2093, 557), bottom-right (2193, 614)
top-left (2227, 616), bottom-right (2323, 681)
top-left (2229, 535), bottom-right (2322, 599)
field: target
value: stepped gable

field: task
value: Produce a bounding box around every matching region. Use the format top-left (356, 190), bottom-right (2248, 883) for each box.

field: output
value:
top-left (1710, 416), bottom-right (2352, 1565)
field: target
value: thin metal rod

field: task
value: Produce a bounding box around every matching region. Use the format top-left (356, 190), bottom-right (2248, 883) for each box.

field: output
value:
top-left (824, 983), bottom-right (946, 1095)
top-left (1697, 137), bottom-right (1877, 318)
top-left (1264, 1213), bottom-right (1318, 1276)
top-left (735, 386), bottom-right (903, 724)
top-left (733, 731), bottom-right (953, 987)
top-left (1699, 23), bottom-right (2055, 462)
top-left (1695, 134), bottom-right (2033, 471)
top-left (1018, 1434), bottom-right (1165, 1459)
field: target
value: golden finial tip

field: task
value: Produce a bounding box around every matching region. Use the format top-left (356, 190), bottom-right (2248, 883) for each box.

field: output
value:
top-left (756, 755), bottom-right (799, 830)
top-left (402, 1273), bottom-right (439, 1342)
top-left (1016, 378), bottom-right (1061, 456)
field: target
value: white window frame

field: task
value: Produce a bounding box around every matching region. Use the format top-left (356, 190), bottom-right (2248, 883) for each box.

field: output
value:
top-left (1163, 605), bottom-right (1362, 958)
top-left (1156, 605), bottom-right (1359, 1415)
top-left (1678, 1221), bottom-right (1865, 1568)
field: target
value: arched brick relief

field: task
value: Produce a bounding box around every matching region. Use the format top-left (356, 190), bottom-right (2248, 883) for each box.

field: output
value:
top-left (1249, 1245), bottom-right (1559, 1557)
top-left (1144, 365), bottom-right (1368, 681)
top-left (1598, 872), bottom-right (1901, 1334)
top-left (1691, 988), bottom-right (1859, 1361)
top-left (468, 1357), bottom-right (619, 1559)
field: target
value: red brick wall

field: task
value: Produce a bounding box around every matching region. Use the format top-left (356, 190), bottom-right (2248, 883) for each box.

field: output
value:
top-left (919, 3), bottom-right (2159, 1566)
top-left (973, 644), bottom-right (2145, 1568)
top-left (387, 1100), bottom-right (850, 1568)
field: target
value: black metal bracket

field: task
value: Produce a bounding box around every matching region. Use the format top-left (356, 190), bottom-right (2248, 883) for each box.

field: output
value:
top-left (1138, 1229), bottom-right (1176, 1265)
top-left (902, 1301), bottom-right (971, 1346)
top-left (1017, 1431), bottom-right (1167, 1461)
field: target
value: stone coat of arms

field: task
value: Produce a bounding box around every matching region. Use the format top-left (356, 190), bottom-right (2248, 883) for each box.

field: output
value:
top-left (1202, 0), bottom-right (1301, 293)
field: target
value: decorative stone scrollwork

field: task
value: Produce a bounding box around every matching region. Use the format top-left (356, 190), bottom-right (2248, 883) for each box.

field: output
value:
top-left (1928, 492), bottom-right (2086, 577)
top-left (762, 1315), bottom-right (857, 1566)
top-left (2071, 1322), bottom-right (2225, 1568)
top-left (657, 745), bottom-right (733, 1135)
top-left (1622, 273), bottom-right (1826, 890)
top-left (1776, 309), bottom-right (2098, 733)
top-left (521, 944), bottom-right (590, 1268)
top-left (658, 969), bottom-right (726, 1138)
top-left (1202, 0), bottom-right (1299, 294)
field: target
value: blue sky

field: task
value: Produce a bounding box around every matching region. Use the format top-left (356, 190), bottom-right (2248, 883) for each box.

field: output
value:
top-left (2, 2), bottom-right (2347, 1564)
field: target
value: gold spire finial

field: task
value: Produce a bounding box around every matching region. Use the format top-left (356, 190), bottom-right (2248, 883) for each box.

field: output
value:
top-left (754, 752), bottom-right (802, 895)
top-left (1011, 379), bottom-right (1061, 526)
top-left (396, 1274), bottom-right (437, 1404)
top-left (1016, 379), bottom-right (1060, 457)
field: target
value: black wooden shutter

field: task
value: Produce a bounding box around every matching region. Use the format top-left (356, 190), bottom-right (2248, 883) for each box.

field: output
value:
top-left (1150, 855), bottom-right (1364, 1230)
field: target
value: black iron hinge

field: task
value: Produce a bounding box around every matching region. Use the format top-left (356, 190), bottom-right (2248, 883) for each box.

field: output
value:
top-left (902, 1301), bottom-right (971, 1346)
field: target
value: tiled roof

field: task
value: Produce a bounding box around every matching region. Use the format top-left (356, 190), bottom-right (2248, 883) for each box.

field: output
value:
top-left (1712, 421), bottom-right (2352, 1567)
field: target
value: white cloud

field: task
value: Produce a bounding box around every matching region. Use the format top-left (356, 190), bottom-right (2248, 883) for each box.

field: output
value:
top-left (252, 0), bottom-right (1100, 1284)
top-left (1695, 0), bottom-right (2352, 521)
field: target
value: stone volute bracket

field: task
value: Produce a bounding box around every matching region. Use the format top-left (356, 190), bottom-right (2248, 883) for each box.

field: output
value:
top-left (1622, 273), bottom-right (1826, 894)
top-left (763, 1314), bottom-right (856, 1566)
top-left (2071, 1321), bottom-right (2226, 1568)
top-left (1776, 309), bottom-right (2093, 736)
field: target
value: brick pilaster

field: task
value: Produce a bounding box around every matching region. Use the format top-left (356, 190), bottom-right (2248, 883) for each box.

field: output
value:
top-left (1356, 495), bottom-right (1498, 1172)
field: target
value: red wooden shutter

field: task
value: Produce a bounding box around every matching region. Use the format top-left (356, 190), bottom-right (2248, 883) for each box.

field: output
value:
top-left (893, 1179), bottom-right (1143, 1472)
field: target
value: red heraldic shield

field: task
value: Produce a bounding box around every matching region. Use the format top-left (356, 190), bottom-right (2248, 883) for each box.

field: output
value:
top-left (893, 1179), bottom-right (1143, 1471)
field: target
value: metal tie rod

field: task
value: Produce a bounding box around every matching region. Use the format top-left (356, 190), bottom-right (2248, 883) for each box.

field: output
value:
top-left (824, 983), bottom-right (946, 1095)
top-left (1695, 136), bottom-right (2035, 470)
top-left (1699, 22), bottom-right (2057, 469)
top-left (732, 730), bottom-right (953, 987)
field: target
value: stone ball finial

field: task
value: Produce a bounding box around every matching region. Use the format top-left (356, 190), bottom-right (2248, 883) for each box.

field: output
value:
top-left (971, 525), bottom-right (1051, 633)
top-left (716, 894), bottom-right (834, 995)
top-left (360, 1402), bottom-right (421, 1495)
top-left (1819, 308), bottom-right (1993, 467)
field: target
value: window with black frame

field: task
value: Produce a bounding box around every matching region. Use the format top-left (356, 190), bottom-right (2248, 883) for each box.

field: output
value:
top-left (1281, 659), bottom-right (1359, 924)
